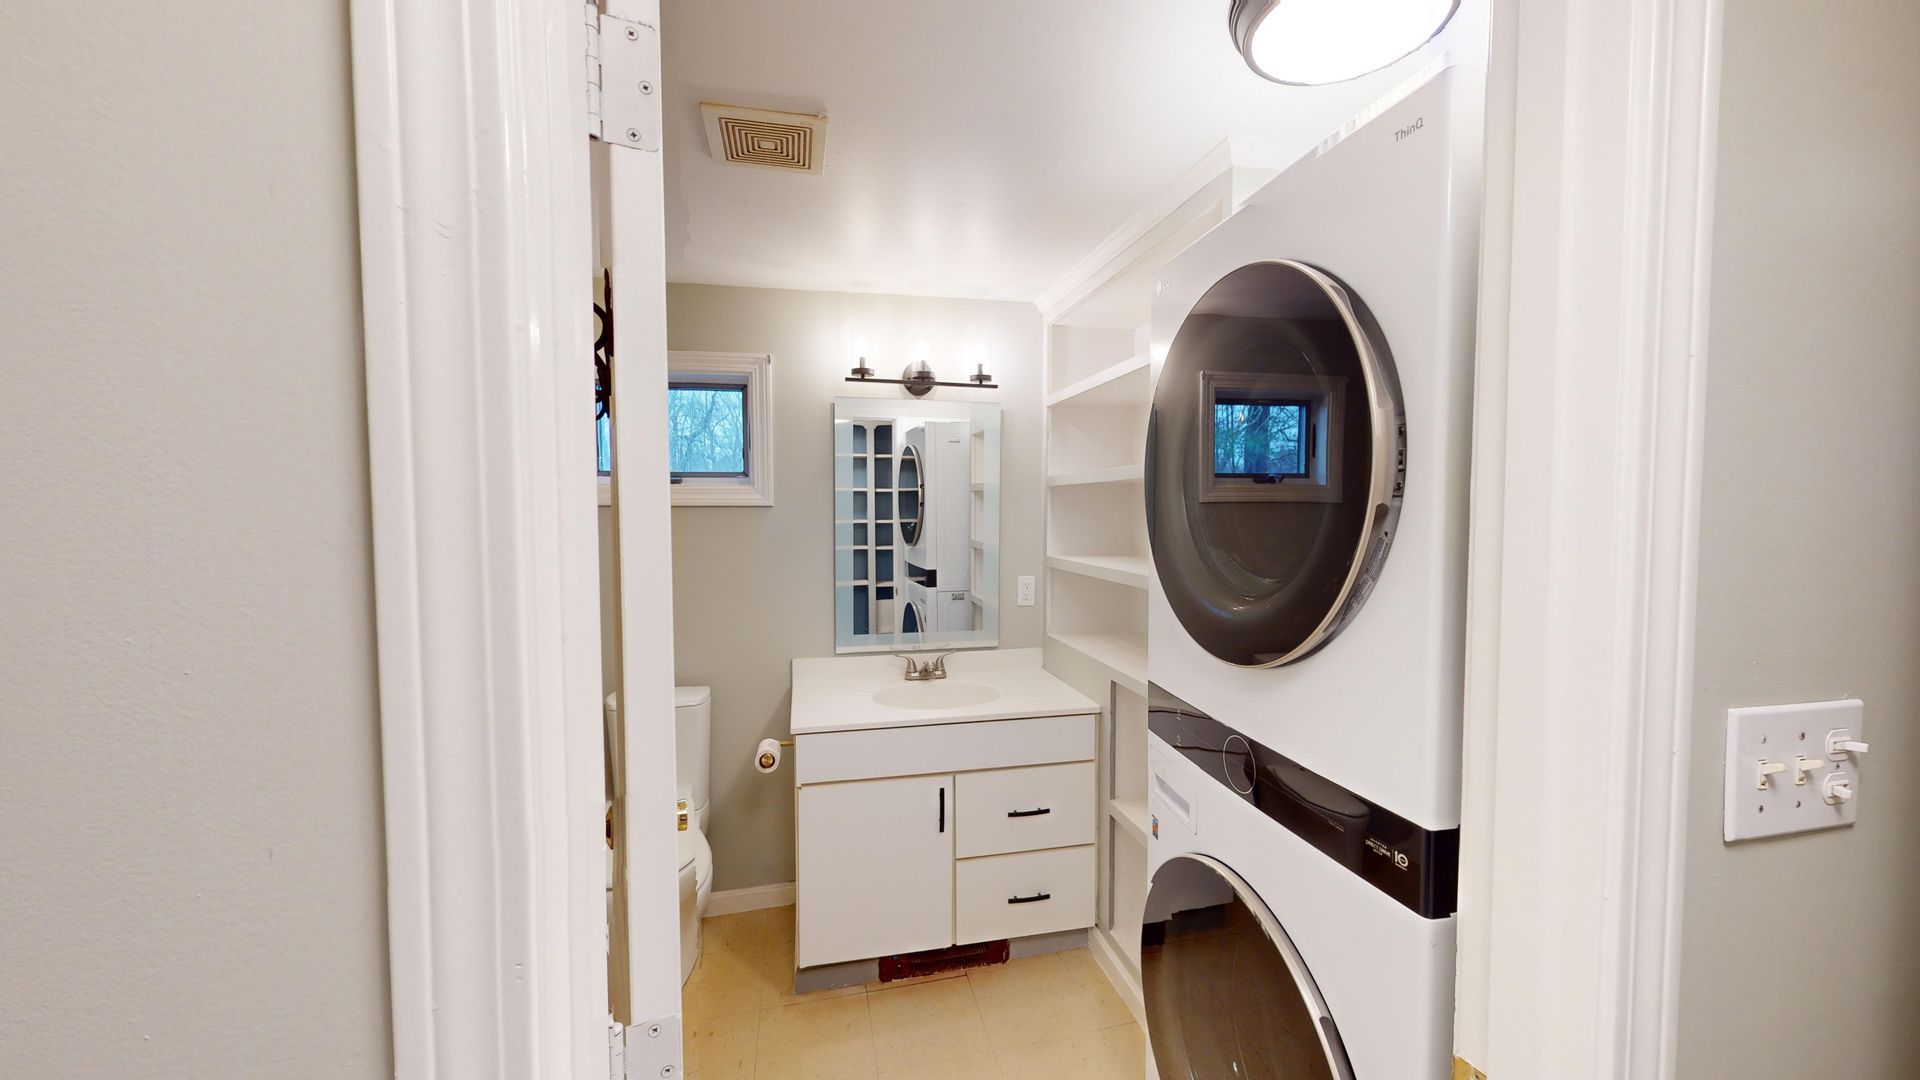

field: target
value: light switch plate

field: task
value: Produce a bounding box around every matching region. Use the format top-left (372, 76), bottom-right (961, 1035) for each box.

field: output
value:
top-left (1723, 699), bottom-right (1865, 841)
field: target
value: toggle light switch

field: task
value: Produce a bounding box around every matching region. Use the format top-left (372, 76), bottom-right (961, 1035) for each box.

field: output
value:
top-left (1823, 772), bottom-right (1855, 806)
top-left (1755, 759), bottom-right (1787, 790)
top-left (1826, 728), bottom-right (1870, 760)
top-left (1793, 755), bottom-right (1828, 786)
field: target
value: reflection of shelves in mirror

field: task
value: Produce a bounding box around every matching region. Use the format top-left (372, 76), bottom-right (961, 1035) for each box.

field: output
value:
top-left (835, 452), bottom-right (893, 459)
top-left (1048, 631), bottom-right (1146, 697)
top-left (1047, 465), bottom-right (1143, 487)
top-left (1047, 554), bottom-right (1149, 590)
top-left (835, 579), bottom-right (870, 587)
top-left (1046, 353), bottom-right (1151, 409)
top-left (1109, 797), bottom-right (1149, 846)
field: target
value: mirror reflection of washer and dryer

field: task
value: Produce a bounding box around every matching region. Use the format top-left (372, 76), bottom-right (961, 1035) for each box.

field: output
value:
top-left (1139, 65), bottom-right (1481, 1079)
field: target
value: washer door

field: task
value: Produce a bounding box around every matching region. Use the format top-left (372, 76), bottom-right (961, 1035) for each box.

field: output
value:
top-left (1147, 260), bottom-right (1404, 667)
top-left (1142, 853), bottom-right (1352, 1080)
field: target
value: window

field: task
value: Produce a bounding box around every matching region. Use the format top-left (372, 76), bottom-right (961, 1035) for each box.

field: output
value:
top-left (595, 352), bottom-right (774, 506)
top-left (1213, 399), bottom-right (1310, 479)
top-left (667, 352), bottom-right (774, 506)
top-left (668, 384), bottom-right (748, 477)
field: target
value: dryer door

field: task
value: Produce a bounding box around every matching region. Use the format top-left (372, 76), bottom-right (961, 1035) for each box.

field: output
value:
top-left (1142, 853), bottom-right (1353, 1080)
top-left (1147, 260), bottom-right (1404, 667)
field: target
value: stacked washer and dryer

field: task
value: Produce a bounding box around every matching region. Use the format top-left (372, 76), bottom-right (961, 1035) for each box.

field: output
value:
top-left (1139, 67), bottom-right (1480, 1079)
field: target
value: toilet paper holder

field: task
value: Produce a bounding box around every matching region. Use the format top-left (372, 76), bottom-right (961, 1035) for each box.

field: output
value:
top-left (757, 738), bottom-right (794, 772)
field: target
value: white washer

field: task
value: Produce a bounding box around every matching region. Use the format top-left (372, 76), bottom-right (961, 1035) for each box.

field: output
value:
top-left (1142, 66), bottom-right (1479, 1077)
top-left (1143, 689), bottom-right (1456, 1078)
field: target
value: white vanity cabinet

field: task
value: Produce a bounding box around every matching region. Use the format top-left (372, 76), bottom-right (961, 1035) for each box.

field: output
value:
top-left (795, 774), bottom-right (955, 967)
top-left (793, 712), bottom-right (1099, 970)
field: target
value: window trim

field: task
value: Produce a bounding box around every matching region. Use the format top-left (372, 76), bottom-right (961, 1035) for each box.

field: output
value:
top-left (668, 351), bottom-right (774, 507)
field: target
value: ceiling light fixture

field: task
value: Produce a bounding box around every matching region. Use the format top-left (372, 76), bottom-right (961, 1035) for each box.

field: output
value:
top-left (1229, 0), bottom-right (1459, 85)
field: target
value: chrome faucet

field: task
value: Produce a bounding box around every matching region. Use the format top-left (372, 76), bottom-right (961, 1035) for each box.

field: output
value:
top-left (894, 651), bottom-right (955, 681)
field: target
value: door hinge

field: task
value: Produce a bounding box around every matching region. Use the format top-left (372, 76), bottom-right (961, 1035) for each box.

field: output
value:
top-left (585, 3), bottom-right (661, 151)
top-left (611, 1013), bottom-right (682, 1079)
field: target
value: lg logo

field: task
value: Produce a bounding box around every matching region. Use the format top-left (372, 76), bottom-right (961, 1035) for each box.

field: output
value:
top-left (1394, 117), bottom-right (1426, 143)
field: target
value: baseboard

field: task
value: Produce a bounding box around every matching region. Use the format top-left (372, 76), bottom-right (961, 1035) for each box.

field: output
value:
top-left (706, 881), bottom-right (796, 917)
top-left (1087, 924), bottom-right (1146, 1030)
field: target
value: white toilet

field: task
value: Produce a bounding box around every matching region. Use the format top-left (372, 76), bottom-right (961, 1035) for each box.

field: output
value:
top-left (673, 685), bottom-right (714, 984)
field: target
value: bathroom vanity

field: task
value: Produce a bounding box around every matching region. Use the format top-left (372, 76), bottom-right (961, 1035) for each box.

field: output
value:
top-left (789, 649), bottom-right (1099, 983)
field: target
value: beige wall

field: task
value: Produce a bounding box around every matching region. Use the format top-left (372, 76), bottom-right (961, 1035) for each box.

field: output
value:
top-left (655, 283), bottom-right (1044, 891)
top-left (0, 3), bottom-right (392, 1077)
top-left (1674, 1), bottom-right (1920, 1073)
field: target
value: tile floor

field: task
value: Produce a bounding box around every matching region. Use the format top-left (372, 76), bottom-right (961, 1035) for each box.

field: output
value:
top-left (682, 905), bottom-right (1144, 1079)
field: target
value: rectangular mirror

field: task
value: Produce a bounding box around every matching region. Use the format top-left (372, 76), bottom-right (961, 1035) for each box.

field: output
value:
top-left (834, 398), bottom-right (1000, 652)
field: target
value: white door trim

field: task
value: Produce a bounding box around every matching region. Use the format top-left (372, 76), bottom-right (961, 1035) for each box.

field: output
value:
top-left (1454, 0), bottom-right (1724, 1076)
top-left (348, 0), bottom-right (604, 1076)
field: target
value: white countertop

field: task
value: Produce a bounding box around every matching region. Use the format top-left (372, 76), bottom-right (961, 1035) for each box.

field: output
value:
top-left (789, 647), bottom-right (1098, 735)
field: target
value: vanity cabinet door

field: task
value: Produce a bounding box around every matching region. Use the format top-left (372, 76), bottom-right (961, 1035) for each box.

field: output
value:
top-left (795, 774), bottom-right (954, 968)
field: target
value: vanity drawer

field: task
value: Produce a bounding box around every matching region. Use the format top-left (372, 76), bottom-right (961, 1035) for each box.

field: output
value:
top-left (955, 762), bottom-right (1096, 857)
top-left (795, 713), bottom-right (1095, 785)
top-left (955, 845), bottom-right (1095, 945)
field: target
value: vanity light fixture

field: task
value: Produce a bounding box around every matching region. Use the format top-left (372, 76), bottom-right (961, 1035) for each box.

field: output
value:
top-left (1229, 0), bottom-right (1459, 85)
top-left (844, 356), bottom-right (998, 396)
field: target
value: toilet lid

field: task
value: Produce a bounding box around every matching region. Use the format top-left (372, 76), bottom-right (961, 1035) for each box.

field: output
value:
top-left (677, 827), bottom-right (712, 882)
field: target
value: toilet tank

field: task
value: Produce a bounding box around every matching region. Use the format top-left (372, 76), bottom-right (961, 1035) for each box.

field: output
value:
top-left (674, 685), bottom-right (712, 816)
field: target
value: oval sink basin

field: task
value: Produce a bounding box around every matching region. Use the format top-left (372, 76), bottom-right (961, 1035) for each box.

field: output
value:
top-left (872, 682), bottom-right (1003, 711)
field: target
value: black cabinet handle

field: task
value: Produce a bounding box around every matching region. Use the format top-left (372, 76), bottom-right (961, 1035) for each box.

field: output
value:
top-left (1006, 807), bottom-right (1052, 818)
top-left (938, 787), bottom-right (946, 833)
top-left (1007, 892), bottom-right (1052, 905)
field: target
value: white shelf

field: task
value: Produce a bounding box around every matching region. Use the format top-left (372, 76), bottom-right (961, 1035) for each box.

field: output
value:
top-left (1048, 631), bottom-right (1147, 696)
top-left (1046, 464), bottom-right (1144, 487)
top-left (1109, 797), bottom-right (1149, 846)
top-left (1045, 353), bottom-right (1151, 408)
top-left (1047, 554), bottom-right (1149, 590)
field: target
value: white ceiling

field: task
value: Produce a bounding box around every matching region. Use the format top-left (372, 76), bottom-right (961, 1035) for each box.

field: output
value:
top-left (661, 1), bottom-right (1473, 304)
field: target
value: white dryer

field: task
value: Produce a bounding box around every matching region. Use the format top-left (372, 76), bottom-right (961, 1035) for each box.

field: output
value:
top-left (1142, 65), bottom-right (1480, 1077)
top-left (1145, 65), bottom-right (1480, 841)
top-left (1143, 687), bottom-right (1456, 1078)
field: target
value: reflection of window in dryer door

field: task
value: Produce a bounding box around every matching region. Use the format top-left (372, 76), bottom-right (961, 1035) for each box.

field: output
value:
top-left (1197, 370), bottom-right (1346, 505)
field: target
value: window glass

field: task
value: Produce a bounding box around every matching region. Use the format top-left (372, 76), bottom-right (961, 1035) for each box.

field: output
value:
top-left (596, 413), bottom-right (612, 476)
top-left (668, 384), bottom-right (748, 476)
top-left (1213, 400), bottom-right (1309, 478)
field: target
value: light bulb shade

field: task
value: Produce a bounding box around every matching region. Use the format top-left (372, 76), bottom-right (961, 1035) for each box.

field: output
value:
top-left (1230, 0), bottom-right (1459, 85)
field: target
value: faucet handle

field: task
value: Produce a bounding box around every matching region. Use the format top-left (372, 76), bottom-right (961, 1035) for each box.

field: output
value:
top-left (892, 653), bottom-right (923, 677)
top-left (926, 651), bottom-right (956, 676)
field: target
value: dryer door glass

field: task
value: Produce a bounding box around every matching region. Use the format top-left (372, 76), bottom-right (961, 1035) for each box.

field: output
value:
top-left (1142, 853), bottom-right (1352, 1079)
top-left (1147, 260), bottom-right (1404, 667)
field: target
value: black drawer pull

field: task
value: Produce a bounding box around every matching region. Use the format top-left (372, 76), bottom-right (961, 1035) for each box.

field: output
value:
top-left (1006, 807), bottom-right (1052, 818)
top-left (1007, 892), bottom-right (1052, 905)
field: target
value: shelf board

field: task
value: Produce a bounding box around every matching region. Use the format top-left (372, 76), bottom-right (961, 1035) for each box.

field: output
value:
top-left (1109, 797), bottom-right (1150, 845)
top-left (1048, 631), bottom-right (1147, 696)
top-left (1046, 353), bottom-right (1151, 408)
top-left (1046, 464), bottom-right (1144, 487)
top-left (1047, 554), bottom-right (1149, 590)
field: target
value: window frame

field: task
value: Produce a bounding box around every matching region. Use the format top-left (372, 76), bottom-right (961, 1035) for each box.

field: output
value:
top-left (667, 351), bottom-right (774, 507)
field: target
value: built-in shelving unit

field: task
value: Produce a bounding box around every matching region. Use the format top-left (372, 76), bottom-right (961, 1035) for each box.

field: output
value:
top-left (1036, 138), bottom-right (1289, 1019)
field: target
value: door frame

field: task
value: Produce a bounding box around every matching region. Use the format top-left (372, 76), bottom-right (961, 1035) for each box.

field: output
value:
top-left (1453, 0), bottom-right (1724, 1076)
top-left (348, 0), bottom-right (611, 1075)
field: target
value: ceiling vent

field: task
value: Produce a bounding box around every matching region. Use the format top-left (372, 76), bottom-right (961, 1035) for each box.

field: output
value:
top-left (700, 103), bottom-right (827, 174)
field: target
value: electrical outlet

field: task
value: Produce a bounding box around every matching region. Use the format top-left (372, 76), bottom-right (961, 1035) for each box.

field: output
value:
top-left (1724, 699), bottom-right (1866, 842)
top-left (1016, 575), bottom-right (1036, 606)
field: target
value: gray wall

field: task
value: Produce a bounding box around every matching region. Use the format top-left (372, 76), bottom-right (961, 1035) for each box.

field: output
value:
top-left (1674, 1), bottom-right (1920, 1073)
top-left (0, 3), bottom-right (392, 1076)
top-left (658, 283), bottom-right (1044, 891)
